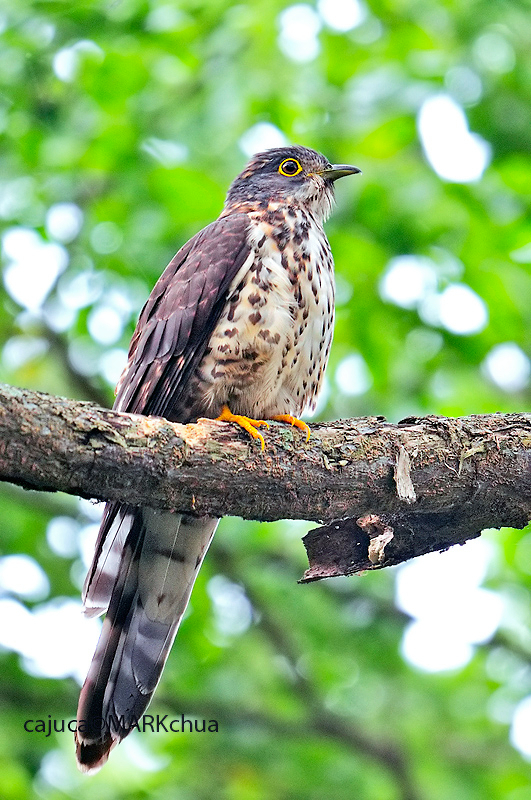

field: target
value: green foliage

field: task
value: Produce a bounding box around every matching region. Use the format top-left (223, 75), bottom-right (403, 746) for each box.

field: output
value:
top-left (1, 0), bottom-right (531, 797)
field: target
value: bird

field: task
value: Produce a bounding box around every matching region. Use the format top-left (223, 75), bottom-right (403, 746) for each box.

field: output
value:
top-left (75, 145), bottom-right (360, 771)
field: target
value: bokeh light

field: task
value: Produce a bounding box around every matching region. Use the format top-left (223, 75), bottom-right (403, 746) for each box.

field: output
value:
top-left (278, 4), bottom-right (322, 62)
top-left (397, 539), bottom-right (504, 672)
top-left (483, 343), bottom-right (531, 393)
top-left (418, 94), bottom-right (491, 183)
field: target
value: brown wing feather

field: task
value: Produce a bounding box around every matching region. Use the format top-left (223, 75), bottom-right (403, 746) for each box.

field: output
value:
top-left (115, 213), bottom-right (252, 420)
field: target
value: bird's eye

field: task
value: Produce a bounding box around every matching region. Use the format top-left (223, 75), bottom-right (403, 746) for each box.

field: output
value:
top-left (279, 158), bottom-right (302, 177)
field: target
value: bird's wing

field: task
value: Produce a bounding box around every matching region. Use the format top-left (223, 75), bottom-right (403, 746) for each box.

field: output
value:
top-left (115, 212), bottom-right (254, 418)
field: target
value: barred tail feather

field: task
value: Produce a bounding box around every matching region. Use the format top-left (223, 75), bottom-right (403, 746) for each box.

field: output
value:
top-left (75, 507), bottom-right (218, 773)
top-left (81, 504), bottom-right (134, 619)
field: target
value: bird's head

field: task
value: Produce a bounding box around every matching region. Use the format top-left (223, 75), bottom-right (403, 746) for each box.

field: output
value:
top-left (224, 145), bottom-right (361, 222)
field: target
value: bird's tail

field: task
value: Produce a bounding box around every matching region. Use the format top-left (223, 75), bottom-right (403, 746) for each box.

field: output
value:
top-left (75, 506), bottom-right (218, 773)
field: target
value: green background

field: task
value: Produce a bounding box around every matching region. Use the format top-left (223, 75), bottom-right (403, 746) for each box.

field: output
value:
top-left (1, 0), bottom-right (531, 798)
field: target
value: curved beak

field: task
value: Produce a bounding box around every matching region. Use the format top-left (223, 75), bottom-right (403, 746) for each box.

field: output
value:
top-left (318, 164), bottom-right (362, 182)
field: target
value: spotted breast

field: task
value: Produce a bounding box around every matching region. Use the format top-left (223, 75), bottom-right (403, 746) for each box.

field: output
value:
top-left (195, 204), bottom-right (335, 420)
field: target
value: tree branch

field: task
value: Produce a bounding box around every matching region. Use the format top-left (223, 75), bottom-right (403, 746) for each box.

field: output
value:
top-left (1, 382), bottom-right (530, 579)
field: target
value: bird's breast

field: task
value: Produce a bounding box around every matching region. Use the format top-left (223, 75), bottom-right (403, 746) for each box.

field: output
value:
top-left (197, 209), bottom-right (335, 418)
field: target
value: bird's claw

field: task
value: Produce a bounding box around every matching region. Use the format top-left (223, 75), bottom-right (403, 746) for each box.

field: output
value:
top-left (271, 414), bottom-right (311, 442)
top-left (216, 405), bottom-right (269, 450)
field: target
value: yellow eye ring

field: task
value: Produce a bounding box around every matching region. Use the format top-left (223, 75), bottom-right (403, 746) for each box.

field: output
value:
top-left (278, 158), bottom-right (302, 177)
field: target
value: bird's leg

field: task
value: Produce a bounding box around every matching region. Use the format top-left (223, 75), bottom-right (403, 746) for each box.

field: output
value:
top-left (270, 414), bottom-right (311, 441)
top-left (216, 405), bottom-right (269, 450)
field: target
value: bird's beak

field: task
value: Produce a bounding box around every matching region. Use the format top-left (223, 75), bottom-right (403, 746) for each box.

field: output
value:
top-left (318, 164), bottom-right (362, 181)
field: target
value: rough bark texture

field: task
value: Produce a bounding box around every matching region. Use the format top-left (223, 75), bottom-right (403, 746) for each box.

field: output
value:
top-left (1, 382), bottom-right (530, 581)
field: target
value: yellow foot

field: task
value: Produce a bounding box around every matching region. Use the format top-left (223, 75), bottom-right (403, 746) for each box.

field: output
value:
top-left (216, 405), bottom-right (269, 450)
top-left (271, 414), bottom-right (311, 442)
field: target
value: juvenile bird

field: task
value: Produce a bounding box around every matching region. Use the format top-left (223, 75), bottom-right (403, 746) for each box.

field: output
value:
top-left (76, 145), bottom-right (360, 771)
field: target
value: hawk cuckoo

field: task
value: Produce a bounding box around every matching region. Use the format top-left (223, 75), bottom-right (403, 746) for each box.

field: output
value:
top-left (76, 145), bottom-right (360, 770)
